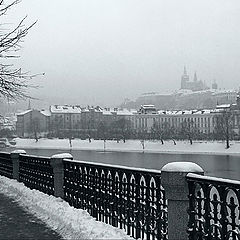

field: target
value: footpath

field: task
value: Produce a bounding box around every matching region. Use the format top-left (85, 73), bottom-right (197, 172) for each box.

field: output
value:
top-left (0, 193), bottom-right (62, 240)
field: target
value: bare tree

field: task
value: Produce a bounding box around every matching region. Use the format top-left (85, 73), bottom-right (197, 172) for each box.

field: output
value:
top-left (214, 110), bottom-right (234, 149)
top-left (139, 130), bottom-right (147, 153)
top-left (151, 122), bottom-right (177, 145)
top-left (0, 0), bottom-right (41, 100)
top-left (151, 122), bottom-right (164, 144)
top-left (29, 118), bottom-right (39, 142)
top-left (140, 139), bottom-right (145, 153)
top-left (180, 119), bottom-right (198, 145)
top-left (97, 121), bottom-right (108, 152)
top-left (110, 118), bottom-right (130, 143)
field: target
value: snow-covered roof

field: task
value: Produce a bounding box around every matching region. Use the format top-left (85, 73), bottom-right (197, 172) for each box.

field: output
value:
top-left (101, 108), bottom-right (137, 116)
top-left (140, 92), bottom-right (172, 97)
top-left (116, 110), bottom-right (134, 115)
top-left (40, 110), bottom-right (51, 117)
top-left (50, 105), bottom-right (82, 114)
top-left (178, 89), bottom-right (215, 97)
top-left (216, 104), bottom-right (231, 109)
top-left (212, 89), bottom-right (237, 95)
top-left (141, 104), bottom-right (156, 109)
top-left (156, 108), bottom-right (219, 116)
top-left (102, 110), bottom-right (113, 115)
top-left (16, 109), bottom-right (32, 116)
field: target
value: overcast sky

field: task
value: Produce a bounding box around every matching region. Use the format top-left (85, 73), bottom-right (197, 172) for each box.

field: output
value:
top-left (6, 0), bottom-right (240, 106)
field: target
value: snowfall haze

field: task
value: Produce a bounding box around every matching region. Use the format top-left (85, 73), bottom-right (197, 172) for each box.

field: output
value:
top-left (6, 0), bottom-right (240, 106)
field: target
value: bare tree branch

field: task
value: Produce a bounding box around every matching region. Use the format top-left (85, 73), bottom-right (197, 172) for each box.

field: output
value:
top-left (0, 0), bottom-right (42, 100)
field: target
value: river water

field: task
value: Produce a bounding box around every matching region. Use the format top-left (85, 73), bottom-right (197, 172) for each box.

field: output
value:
top-left (5, 148), bottom-right (240, 181)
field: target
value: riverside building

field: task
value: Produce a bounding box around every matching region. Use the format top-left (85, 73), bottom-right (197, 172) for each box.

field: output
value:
top-left (16, 98), bottom-right (240, 139)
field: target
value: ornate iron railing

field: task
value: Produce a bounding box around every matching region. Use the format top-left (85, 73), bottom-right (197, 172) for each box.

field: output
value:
top-left (19, 154), bottom-right (54, 195)
top-left (187, 173), bottom-right (240, 240)
top-left (64, 160), bottom-right (168, 240)
top-left (0, 152), bottom-right (12, 179)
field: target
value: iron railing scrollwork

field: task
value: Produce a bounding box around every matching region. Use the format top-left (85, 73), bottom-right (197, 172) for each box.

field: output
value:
top-left (64, 160), bottom-right (168, 240)
top-left (0, 152), bottom-right (13, 179)
top-left (187, 173), bottom-right (240, 240)
top-left (19, 154), bottom-right (54, 195)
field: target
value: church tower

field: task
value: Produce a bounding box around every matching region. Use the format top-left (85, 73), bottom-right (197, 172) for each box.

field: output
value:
top-left (212, 80), bottom-right (218, 90)
top-left (181, 66), bottom-right (189, 89)
top-left (193, 72), bottom-right (197, 82)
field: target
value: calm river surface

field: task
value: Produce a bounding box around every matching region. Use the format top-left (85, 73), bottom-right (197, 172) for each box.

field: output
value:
top-left (5, 148), bottom-right (240, 181)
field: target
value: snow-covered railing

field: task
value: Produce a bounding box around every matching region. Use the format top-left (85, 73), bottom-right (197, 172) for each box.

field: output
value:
top-left (19, 154), bottom-right (54, 196)
top-left (3, 150), bottom-right (238, 240)
top-left (0, 152), bottom-right (12, 179)
top-left (64, 159), bottom-right (168, 240)
top-left (186, 173), bottom-right (240, 239)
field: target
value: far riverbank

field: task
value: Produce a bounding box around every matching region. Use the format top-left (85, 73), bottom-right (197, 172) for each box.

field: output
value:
top-left (11, 138), bottom-right (240, 156)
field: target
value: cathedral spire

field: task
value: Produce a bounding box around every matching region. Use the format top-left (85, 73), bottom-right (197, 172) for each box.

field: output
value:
top-left (194, 71), bottom-right (197, 82)
top-left (184, 66), bottom-right (187, 75)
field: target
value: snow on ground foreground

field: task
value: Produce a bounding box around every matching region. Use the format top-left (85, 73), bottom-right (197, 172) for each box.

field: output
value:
top-left (0, 176), bottom-right (132, 239)
top-left (14, 138), bottom-right (240, 155)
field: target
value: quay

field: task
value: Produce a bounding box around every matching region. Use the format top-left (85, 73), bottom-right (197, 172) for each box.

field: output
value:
top-left (0, 149), bottom-right (240, 239)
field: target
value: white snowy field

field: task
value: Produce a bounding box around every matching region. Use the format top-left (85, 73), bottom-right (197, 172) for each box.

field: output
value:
top-left (0, 176), bottom-right (132, 239)
top-left (13, 138), bottom-right (240, 155)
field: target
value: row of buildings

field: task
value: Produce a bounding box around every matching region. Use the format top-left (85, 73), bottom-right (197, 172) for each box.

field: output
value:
top-left (16, 94), bottom-right (240, 139)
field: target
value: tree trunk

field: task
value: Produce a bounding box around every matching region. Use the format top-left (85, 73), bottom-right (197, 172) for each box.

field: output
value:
top-left (188, 135), bottom-right (192, 145)
top-left (226, 135), bottom-right (230, 149)
top-left (226, 118), bottom-right (230, 149)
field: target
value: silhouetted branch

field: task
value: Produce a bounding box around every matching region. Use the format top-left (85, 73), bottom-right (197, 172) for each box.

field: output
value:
top-left (0, 0), bottom-right (42, 100)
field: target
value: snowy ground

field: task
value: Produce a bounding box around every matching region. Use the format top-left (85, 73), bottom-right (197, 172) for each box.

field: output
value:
top-left (13, 138), bottom-right (240, 155)
top-left (0, 176), bottom-right (132, 239)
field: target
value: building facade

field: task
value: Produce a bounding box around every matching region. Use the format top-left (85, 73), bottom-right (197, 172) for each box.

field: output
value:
top-left (16, 100), bottom-right (240, 139)
top-left (16, 109), bottom-right (50, 137)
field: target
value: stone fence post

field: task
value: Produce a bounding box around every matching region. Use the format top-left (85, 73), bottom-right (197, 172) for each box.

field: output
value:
top-left (161, 162), bottom-right (204, 240)
top-left (50, 153), bottom-right (73, 198)
top-left (11, 149), bottom-right (26, 181)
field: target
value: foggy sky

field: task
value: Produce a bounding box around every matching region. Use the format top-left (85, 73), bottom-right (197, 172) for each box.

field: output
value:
top-left (6, 0), bottom-right (240, 107)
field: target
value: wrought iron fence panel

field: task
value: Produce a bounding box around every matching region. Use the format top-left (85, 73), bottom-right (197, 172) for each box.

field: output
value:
top-left (0, 152), bottom-right (12, 178)
top-left (64, 160), bottom-right (168, 240)
top-left (187, 173), bottom-right (240, 240)
top-left (19, 154), bottom-right (54, 195)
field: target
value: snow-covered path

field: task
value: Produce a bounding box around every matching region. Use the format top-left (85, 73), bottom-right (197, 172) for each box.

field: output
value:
top-left (0, 176), bottom-right (132, 239)
top-left (0, 192), bottom-right (61, 239)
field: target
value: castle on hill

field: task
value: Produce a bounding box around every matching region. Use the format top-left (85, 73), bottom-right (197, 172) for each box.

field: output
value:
top-left (180, 66), bottom-right (217, 91)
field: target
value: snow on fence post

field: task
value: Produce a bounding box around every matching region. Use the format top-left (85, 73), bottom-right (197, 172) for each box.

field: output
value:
top-left (11, 150), bottom-right (26, 181)
top-left (51, 153), bottom-right (73, 198)
top-left (161, 162), bottom-right (204, 240)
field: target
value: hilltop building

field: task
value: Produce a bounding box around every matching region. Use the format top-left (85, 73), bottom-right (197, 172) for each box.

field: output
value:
top-left (120, 68), bottom-right (238, 110)
top-left (181, 66), bottom-right (209, 91)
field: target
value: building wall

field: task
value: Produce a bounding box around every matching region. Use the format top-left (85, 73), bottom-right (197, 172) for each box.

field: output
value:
top-left (16, 104), bottom-right (240, 139)
top-left (132, 111), bottom-right (217, 134)
top-left (16, 110), bottom-right (50, 137)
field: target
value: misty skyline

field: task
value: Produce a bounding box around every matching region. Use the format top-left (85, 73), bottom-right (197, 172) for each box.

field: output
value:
top-left (6, 0), bottom-right (240, 106)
